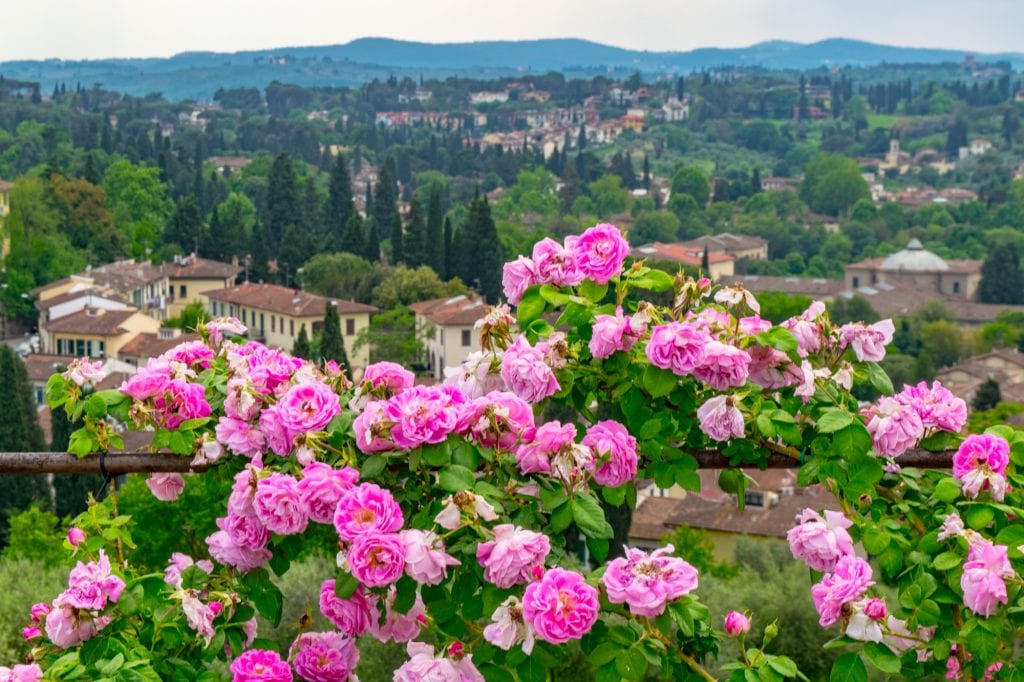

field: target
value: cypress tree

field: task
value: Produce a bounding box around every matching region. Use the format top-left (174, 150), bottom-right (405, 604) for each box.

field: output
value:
top-left (292, 324), bottom-right (312, 359)
top-left (249, 225), bottom-right (271, 283)
top-left (300, 176), bottom-right (323, 247)
top-left (464, 197), bottom-right (503, 302)
top-left (364, 217), bottom-right (381, 262)
top-left (642, 154), bottom-right (651, 190)
top-left (328, 153), bottom-right (354, 249)
top-left (340, 214), bottom-right (366, 256)
top-left (973, 378), bottom-right (1002, 412)
top-left (978, 244), bottom-right (1024, 305)
top-left (426, 189), bottom-right (445, 275)
top-left (390, 213), bottom-right (405, 265)
top-left (442, 216), bottom-right (453, 279)
top-left (166, 195), bottom-right (204, 254)
top-left (320, 302), bottom-right (352, 379)
top-left (373, 161), bottom-right (398, 231)
top-left (50, 366), bottom-right (100, 517)
top-left (404, 199), bottom-right (427, 267)
top-left (264, 153), bottom-right (299, 249)
top-left (751, 168), bottom-right (762, 194)
top-left (701, 245), bottom-right (710, 272)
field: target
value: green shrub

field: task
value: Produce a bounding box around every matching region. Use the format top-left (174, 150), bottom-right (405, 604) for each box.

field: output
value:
top-left (0, 558), bottom-right (66, 662)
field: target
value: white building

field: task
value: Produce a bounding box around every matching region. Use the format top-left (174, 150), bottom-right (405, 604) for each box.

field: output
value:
top-left (409, 295), bottom-right (489, 381)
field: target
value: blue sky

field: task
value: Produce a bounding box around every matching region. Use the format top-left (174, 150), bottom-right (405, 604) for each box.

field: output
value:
top-left (1, 0), bottom-right (1021, 60)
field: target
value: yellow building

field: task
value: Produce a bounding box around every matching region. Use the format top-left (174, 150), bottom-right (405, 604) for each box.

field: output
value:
top-left (409, 294), bottom-right (489, 380)
top-left (46, 307), bottom-right (161, 359)
top-left (0, 179), bottom-right (10, 218)
top-left (204, 283), bottom-right (378, 370)
top-left (159, 255), bottom-right (240, 319)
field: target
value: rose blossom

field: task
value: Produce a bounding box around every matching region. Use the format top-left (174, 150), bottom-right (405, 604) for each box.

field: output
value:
top-left (697, 395), bottom-right (744, 442)
top-left (570, 223), bottom-right (629, 284)
top-left (0, 664), bottom-right (42, 682)
top-left (938, 512), bottom-right (966, 542)
top-left (298, 462), bottom-right (358, 524)
top-left (229, 649), bottom-right (293, 682)
top-left (738, 315), bottom-right (772, 336)
top-left (21, 626), bottom-right (41, 640)
top-left (164, 552), bottom-right (213, 587)
top-left (897, 381), bottom-right (968, 433)
top-left (386, 385), bottom-right (464, 448)
top-left (840, 319), bottom-right (895, 362)
top-left (443, 351), bottom-right (505, 399)
top-left (205, 530), bottom-right (272, 572)
top-left (369, 589), bottom-right (427, 643)
top-left (180, 589), bottom-right (217, 643)
top-left (953, 434), bottom-right (1010, 501)
top-left (456, 391), bottom-right (535, 450)
top-left (522, 568), bottom-right (599, 644)
top-left (393, 642), bottom-right (484, 682)
top-left (811, 555), bottom-right (874, 627)
top-left (146, 472), bottom-right (185, 501)
top-left (582, 420), bottom-right (638, 487)
top-left (63, 358), bottom-right (105, 387)
top-left (477, 524), bottom-right (551, 588)
top-left (500, 336), bottom-right (560, 403)
top-left (45, 599), bottom-right (110, 648)
top-left (781, 301), bottom-right (827, 357)
top-left (30, 602), bottom-right (50, 623)
top-left (119, 358), bottom-right (172, 400)
top-left (724, 611), bottom-right (751, 636)
top-left (218, 513), bottom-right (270, 551)
top-left (589, 307), bottom-right (647, 359)
top-left (347, 532), bottom-right (406, 587)
top-left (253, 473), bottom-right (309, 536)
top-left (205, 316), bottom-right (246, 342)
top-left (503, 255), bottom-right (538, 305)
top-left (644, 322), bottom-right (710, 376)
top-left (693, 341), bottom-right (751, 390)
top-left (67, 527), bottom-right (86, 547)
top-left (363, 361), bottom-right (415, 392)
top-left (289, 631), bottom-right (359, 682)
top-left (863, 396), bottom-right (924, 457)
top-left (334, 483), bottom-right (404, 541)
top-left (532, 237), bottom-right (584, 287)
top-left (602, 545), bottom-right (699, 616)
top-left (786, 508), bottom-right (855, 572)
top-left (63, 550), bottom-right (125, 611)
top-left (961, 540), bottom-right (1013, 617)
top-left (435, 491), bottom-right (498, 530)
top-left (152, 378), bottom-right (211, 430)
top-left (352, 400), bottom-right (397, 453)
top-left (746, 346), bottom-right (800, 389)
top-left (515, 421), bottom-right (577, 475)
top-left (401, 529), bottom-right (460, 585)
top-left (161, 340), bottom-right (215, 369)
top-left (484, 596), bottom-right (536, 654)
top-left (319, 580), bottom-right (376, 636)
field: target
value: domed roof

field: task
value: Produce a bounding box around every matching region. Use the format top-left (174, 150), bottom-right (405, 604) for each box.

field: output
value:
top-left (880, 238), bottom-right (949, 271)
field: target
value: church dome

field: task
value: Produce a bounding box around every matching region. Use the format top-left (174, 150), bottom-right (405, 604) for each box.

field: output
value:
top-left (880, 238), bottom-right (949, 271)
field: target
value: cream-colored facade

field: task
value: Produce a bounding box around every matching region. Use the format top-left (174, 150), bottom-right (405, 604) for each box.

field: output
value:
top-left (168, 276), bottom-right (236, 318)
top-left (409, 295), bottom-right (488, 380)
top-left (50, 310), bottom-right (161, 358)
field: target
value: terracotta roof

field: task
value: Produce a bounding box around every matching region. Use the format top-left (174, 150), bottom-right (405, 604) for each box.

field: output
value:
top-left (630, 242), bottom-right (735, 266)
top-left (118, 332), bottom-right (200, 359)
top-left (87, 260), bottom-right (167, 291)
top-left (159, 256), bottom-right (240, 281)
top-left (721, 275), bottom-right (843, 298)
top-left (45, 308), bottom-right (138, 336)
top-left (409, 295), bottom-right (488, 326)
top-left (0, 179), bottom-right (12, 192)
top-left (23, 354), bottom-right (73, 383)
top-left (34, 288), bottom-right (130, 312)
top-left (678, 233), bottom-right (768, 253)
top-left (206, 283), bottom-right (378, 316)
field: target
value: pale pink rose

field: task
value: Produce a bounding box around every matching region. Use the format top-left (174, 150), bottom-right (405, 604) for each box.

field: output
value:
top-left (205, 316), bottom-right (247, 343)
top-left (602, 545), bottom-right (699, 616)
top-left (180, 590), bottom-right (217, 643)
top-left (45, 599), bottom-right (110, 648)
top-left (334, 483), bottom-right (404, 541)
top-left (589, 307), bottom-right (647, 359)
top-left (386, 385), bottom-right (465, 448)
top-left (811, 555), bottom-right (874, 627)
top-left (64, 550), bottom-right (125, 611)
top-left (532, 237), bottom-right (584, 287)
top-left (781, 301), bottom-right (826, 357)
top-left (515, 421), bottom-right (576, 475)
top-left (0, 663), bottom-right (43, 682)
top-left (401, 529), bottom-right (460, 585)
top-left (570, 223), bottom-right (629, 284)
top-left (738, 315), bottom-right (772, 336)
top-left (215, 417), bottom-right (267, 458)
top-left (693, 341), bottom-right (751, 390)
top-left (840, 319), bottom-right (895, 362)
top-left (229, 649), bottom-right (292, 682)
top-left (522, 568), bottom-right (599, 644)
top-left (347, 532), bottom-right (406, 587)
top-left (205, 530), bottom-right (271, 572)
top-left (352, 399), bottom-right (397, 453)
top-left (455, 391), bottom-right (536, 450)
top-left (253, 473), bottom-right (309, 536)
top-left (503, 255), bottom-right (538, 305)
top-left (786, 508), bottom-right (855, 572)
top-left (289, 631), bottom-right (359, 682)
top-left (938, 512), bottom-right (966, 542)
top-left (845, 600), bottom-right (884, 643)
top-left (747, 346), bottom-right (800, 389)
top-left (319, 580), bottom-right (376, 636)
top-left (583, 420), bottom-right (638, 487)
top-left (443, 350), bottom-right (505, 400)
top-left (484, 596), bottom-right (536, 654)
top-left (724, 611), bottom-right (750, 636)
top-left (863, 396), bottom-right (924, 457)
top-left (715, 286), bottom-right (761, 314)
top-left (67, 527), bottom-right (86, 547)
top-left (435, 491), bottom-right (498, 530)
top-left (897, 380), bottom-right (967, 433)
top-left (393, 641), bottom-right (485, 682)
top-left (63, 358), bottom-right (105, 387)
top-left (953, 434), bottom-right (1010, 501)
top-left (369, 588), bottom-right (427, 643)
top-left (500, 336), bottom-right (560, 404)
top-left (644, 322), bottom-right (710, 376)
top-left (146, 472), bottom-right (185, 502)
top-left (298, 462), bottom-right (359, 525)
top-left (477, 524), bottom-right (551, 589)
top-left (961, 540), bottom-right (1013, 617)
top-left (217, 513), bottom-right (270, 551)
top-left (696, 395), bottom-right (744, 442)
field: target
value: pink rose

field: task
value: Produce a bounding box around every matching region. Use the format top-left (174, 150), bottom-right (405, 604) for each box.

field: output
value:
top-left (724, 611), bottom-right (750, 636)
top-left (63, 358), bottom-right (105, 387)
top-left (393, 641), bottom-right (484, 682)
top-left (589, 307), bottom-right (647, 359)
top-left (215, 417), bottom-right (267, 458)
top-left (746, 345), bottom-right (800, 389)
top-left (522, 568), bottom-right (599, 644)
top-left (30, 602), bottom-right (50, 623)
top-left (164, 552), bottom-right (213, 587)
top-left (443, 350), bottom-right (505, 400)
top-left (153, 378), bottom-right (211, 430)
top-left (500, 336), bottom-right (560, 404)
top-left (253, 473), bottom-right (309, 536)
top-left (160, 339), bottom-right (215, 369)
top-left (602, 545), bottom-right (699, 616)
top-left (217, 513), bottom-right (270, 551)
top-left (645, 322), bottom-right (710, 376)
top-left (289, 631), bottom-right (359, 682)
top-left (953, 434), bottom-right (1010, 502)
top-left (229, 649), bottom-right (293, 682)
top-left (811, 555), bottom-right (874, 627)
top-left (696, 395), bottom-right (744, 442)
top-left (503, 255), bottom-right (538, 305)
top-left (334, 483), bottom-right (404, 541)
top-left (693, 341), bottom-right (751, 390)
top-left (515, 421), bottom-right (576, 475)
top-left (64, 550), bottom-right (125, 611)
top-left (146, 472), bottom-right (185, 502)
top-left (863, 396), bottom-right (924, 457)
top-left (781, 301), bottom-right (827, 357)
top-left (962, 540), bottom-right (1013, 617)
top-left (484, 595), bottom-right (536, 654)
top-left (205, 530), bottom-right (271, 572)
top-left (786, 508), bottom-right (855, 572)
top-left (352, 400), bottom-right (397, 453)
top-left (319, 580), bottom-right (376, 636)
top-left (363, 361), bottom-right (415, 392)
top-left (456, 391), bottom-right (536, 450)
top-left (738, 316), bottom-right (772, 336)
top-left (347, 532), bottom-right (406, 587)
top-left (67, 527), bottom-right (86, 547)
top-left (0, 663), bottom-right (43, 681)
top-left (531, 237), bottom-right (584, 287)
top-left (840, 319), bottom-right (895, 362)
top-left (477, 524), bottom-right (551, 589)
top-left (864, 598), bottom-right (887, 621)
top-left (570, 223), bottom-right (629, 284)
top-left (401, 529), bottom-right (460, 585)
top-left (205, 316), bottom-right (247, 343)
top-left (583, 420), bottom-right (638, 487)
top-left (897, 380), bottom-right (967, 433)
top-left (298, 462), bottom-right (359, 525)
top-left (368, 588), bottom-right (427, 644)
top-left (45, 599), bottom-right (110, 648)
top-left (119, 359), bottom-right (172, 400)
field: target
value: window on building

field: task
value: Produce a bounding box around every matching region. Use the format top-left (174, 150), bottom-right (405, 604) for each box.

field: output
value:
top-left (75, 339), bottom-right (85, 357)
top-left (346, 318), bottom-right (356, 336)
top-left (851, 276), bottom-right (860, 288)
top-left (271, 316), bottom-right (276, 333)
top-left (179, 285), bottom-right (187, 298)
top-left (953, 281), bottom-right (961, 294)
top-left (743, 491), bottom-right (764, 508)
top-left (290, 320), bottom-right (295, 336)
top-left (98, 341), bottom-right (104, 356)
top-left (242, 309), bottom-right (247, 324)
top-left (461, 329), bottom-right (471, 346)
top-left (260, 313), bottom-right (265, 334)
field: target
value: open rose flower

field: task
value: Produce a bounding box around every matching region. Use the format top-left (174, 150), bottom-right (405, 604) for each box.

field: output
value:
top-left (522, 567), bottom-right (599, 644)
top-left (787, 508), bottom-right (855, 572)
top-left (568, 223), bottom-right (629, 284)
top-left (229, 649), bottom-right (292, 682)
top-left (477, 524), bottom-right (551, 588)
top-left (602, 545), bottom-right (699, 616)
top-left (953, 434), bottom-right (1010, 501)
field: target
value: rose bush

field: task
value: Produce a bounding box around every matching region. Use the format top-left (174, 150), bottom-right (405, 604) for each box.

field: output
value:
top-left (5, 222), bottom-right (1022, 681)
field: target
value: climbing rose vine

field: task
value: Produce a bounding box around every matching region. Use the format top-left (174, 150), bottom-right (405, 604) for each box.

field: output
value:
top-left (9, 222), bottom-right (1023, 681)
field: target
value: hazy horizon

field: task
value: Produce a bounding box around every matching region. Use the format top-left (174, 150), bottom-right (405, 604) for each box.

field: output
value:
top-left (1, 0), bottom-right (1021, 62)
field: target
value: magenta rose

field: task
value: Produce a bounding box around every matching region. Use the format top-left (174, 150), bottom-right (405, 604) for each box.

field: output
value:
top-left (289, 631), bottom-right (359, 682)
top-left (531, 237), bottom-right (584, 287)
top-left (346, 532), bottom-right (407, 587)
top-left (253, 473), bottom-right (309, 536)
top-left (522, 567), bottom-right (599, 644)
top-left (298, 462), bottom-right (359, 524)
top-left (456, 391), bottom-right (536, 450)
top-left (229, 649), bottom-right (292, 682)
top-left (477, 524), bottom-right (551, 589)
top-left (583, 420), bottom-right (638, 487)
top-left (896, 380), bottom-right (967, 433)
top-left (569, 223), bottom-right (629, 284)
top-left (503, 255), bottom-right (538, 305)
top-left (319, 580), bottom-right (376, 636)
top-left (811, 555), bottom-right (874, 627)
top-left (333, 483), bottom-right (404, 541)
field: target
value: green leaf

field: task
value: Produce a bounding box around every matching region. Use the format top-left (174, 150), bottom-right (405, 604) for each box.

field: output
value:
top-left (767, 655), bottom-right (799, 678)
top-left (966, 504), bottom-right (995, 530)
top-left (816, 408), bottom-right (854, 434)
top-left (998, 524), bottom-right (1024, 553)
top-left (915, 599), bottom-right (940, 626)
top-left (539, 284), bottom-right (571, 307)
top-left (615, 648), bottom-right (649, 680)
top-left (517, 287), bottom-right (546, 326)
top-left (932, 552), bottom-right (962, 571)
top-left (421, 442), bottom-right (451, 467)
top-left (968, 626), bottom-right (998, 666)
top-left (586, 536), bottom-right (610, 563)
top-left (360, 456), bottom-right (387, 479)
top-left (861, 527), bottom-right (891, 554)
top-left (642, 365), bottom-right (678, 398)
top-left (438, 465), bottom-right (476, 492)
top-left (862, 642), bottom-right (901, 674)
top-left (333, 571), bottom-right (359, 599)
top-left (252, 583), bottom-right (284, 626)
top-left (829, 653), bottom-right (867, 682)
top-left (866, 361), bottom-right (894, 395)
top-left (645, 269), bottom-right (677, 292)
top-left (831, 423), bottom-right (872, 458)
top-left (579, 279), bottom-right (608, 303)
top-left (571, 493), bottom-right (613, 539)
top-left (587, 643), bottom-right (620, 667)
top-left (933, 477), bottom-right (962, 503)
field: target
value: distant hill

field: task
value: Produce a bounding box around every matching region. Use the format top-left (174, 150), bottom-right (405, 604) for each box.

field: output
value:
top-left (1, 37), bottom-right (1020, 101)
